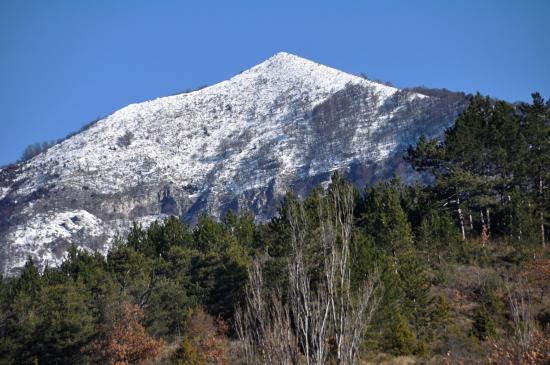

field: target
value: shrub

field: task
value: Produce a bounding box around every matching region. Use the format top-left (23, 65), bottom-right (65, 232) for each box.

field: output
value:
top-left (471, 306), bottom-right (496, 340)
top-left (384, 314), bottom-right (418, 356)
top-left (117, 131), bottom-right (134, 148)
top-left (19, 140), bottom-right (56, 162)
top-left (488, 326), bottom-right (550, 364)
top-left (171, 308), bottom-right (229, 365)
top-left (93, 302), bottom-right (165, 365)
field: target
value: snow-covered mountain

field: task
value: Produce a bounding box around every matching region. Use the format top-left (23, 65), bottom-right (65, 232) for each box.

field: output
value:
top-left (0, 52), bottom-right (468, 274)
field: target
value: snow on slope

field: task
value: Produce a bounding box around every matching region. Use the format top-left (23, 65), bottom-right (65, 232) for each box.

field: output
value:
top-left (1, 52), bottom-right (462, 274)
top-left (19, 52), bottom-right (409, 197)
top-left (9, 210), bottom-right (105, 268)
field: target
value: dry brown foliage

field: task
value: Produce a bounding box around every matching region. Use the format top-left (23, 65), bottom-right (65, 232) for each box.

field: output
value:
top-left (481, 224), bottom-right (490, 246)
top-left (487, 326), bottom-right (550, 364)
top-left (177, 308), bottom-right (230, 365)
top-left (93, 302), bottom-right (165, 365)
top-left (523, 256), bottom-right (550, 301)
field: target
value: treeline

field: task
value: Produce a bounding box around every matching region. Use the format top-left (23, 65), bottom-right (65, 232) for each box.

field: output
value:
top-left (16, 116), bottom-right (105, 164)
top-left (0, 93), bottom-right (548, 364)
top-left (408, 92), bottom-right (550, 245)
top-left (19, 141), bottom-right (57, 163)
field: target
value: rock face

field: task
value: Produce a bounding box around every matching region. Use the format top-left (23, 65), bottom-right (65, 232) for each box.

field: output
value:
top-left (0, 52), bottom-right (468, 274)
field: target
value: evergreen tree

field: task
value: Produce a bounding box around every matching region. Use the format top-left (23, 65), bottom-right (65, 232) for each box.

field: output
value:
top-left (470, 306), bottom-right (496, 341)
top-left (521, 93), bottom-right (550, 247)
top-left (194, 214), bottom-right (232, 253)
top-left (357, 179), bottom-right (414, 257)
top-left (408, 93), bottom-right (548, 244)
top-left (33, 282), bottom-right (95, 364)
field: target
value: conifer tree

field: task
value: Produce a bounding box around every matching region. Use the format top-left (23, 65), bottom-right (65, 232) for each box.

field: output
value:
top-left (522, 93), bottom-right (550, 247)
top-left (408, 93), bottom-right (548, 244)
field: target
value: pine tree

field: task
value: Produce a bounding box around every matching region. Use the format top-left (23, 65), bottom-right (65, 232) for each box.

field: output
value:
top-left (522, 93), bottom-right (550, 247)
top-left (384, 313), bottom-right (417, 356)
top-left (358, 179), bottom-right (414, 257)
top-left (34, 282), bottom-right (95, 364)
top-left (471, 306), bottom-right (496, 341)
top-left (408, 93), bottom-right (548, 244)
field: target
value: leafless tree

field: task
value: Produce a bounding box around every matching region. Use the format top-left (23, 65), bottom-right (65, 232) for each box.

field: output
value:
top-left (117, 130), bottom-right (134, 148)
top-left (236, 180), bottom-right (380, 365)
top-left (287, 200), bottom-right (331, 365)
top-left (235, 258), bottom-right (300, 365)
top-left (507, 282), bottom-right (537, 359)
top-left (319, 182), bottom-right (380, 365)
top-left (488, 280), bottom-right (542, 365)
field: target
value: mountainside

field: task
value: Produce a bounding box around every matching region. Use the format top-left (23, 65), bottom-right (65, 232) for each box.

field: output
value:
top-left (0, 52), bottom-right (468, 274)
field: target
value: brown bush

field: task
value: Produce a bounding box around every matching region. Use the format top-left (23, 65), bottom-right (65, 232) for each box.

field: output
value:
top-left (93, 302), bottom-right (165, 365)
top-left (172, 308), bottom-right (229, 365)
top-left (488, 326), bottom-right (550, 364)
top-left (523, 255), bottom-right (550, 301)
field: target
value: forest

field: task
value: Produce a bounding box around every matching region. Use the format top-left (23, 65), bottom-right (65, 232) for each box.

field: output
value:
top-left (0, 93), bottom-right (549, 364)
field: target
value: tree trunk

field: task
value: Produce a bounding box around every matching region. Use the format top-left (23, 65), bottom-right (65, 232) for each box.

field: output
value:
top-left (486, 207), bottom-right (491, 238)
top-left (540, 176), bottom-right (546, 248)
top-left (507, 195), bottom-right (513, 241)
top-left (541, 211), bottom-right (545, 248)
top-left (457, 196), bottom-right (465, 241)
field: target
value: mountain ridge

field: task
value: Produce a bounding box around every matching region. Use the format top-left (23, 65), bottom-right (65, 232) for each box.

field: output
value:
top-left (0, 52), bottom-right (468, 274)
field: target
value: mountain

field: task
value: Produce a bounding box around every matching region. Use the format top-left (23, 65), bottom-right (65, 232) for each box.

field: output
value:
top-left (0, 52), bottom-right (468, 274)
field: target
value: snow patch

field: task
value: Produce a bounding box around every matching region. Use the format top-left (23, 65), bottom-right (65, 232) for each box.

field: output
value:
top-left (0, 187), bottom-right (8, 201)
top-left (7, 210), bottom-right (105, 270)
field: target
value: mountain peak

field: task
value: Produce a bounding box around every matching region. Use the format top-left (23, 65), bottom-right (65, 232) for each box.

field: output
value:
top-left (269, 51), bottom-right (298, 58)
top-left (236, 52), bottom-right (402, 101)
top-left (265, 51), bottom-right (313, 64)
top-left (249, 51), bottom-right (344, 76)
top-left (0, 53), bottom-right (468, 274)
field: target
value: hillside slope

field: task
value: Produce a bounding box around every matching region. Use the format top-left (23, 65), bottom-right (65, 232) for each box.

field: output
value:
top-left (0, 52), bottom-right (468, 274)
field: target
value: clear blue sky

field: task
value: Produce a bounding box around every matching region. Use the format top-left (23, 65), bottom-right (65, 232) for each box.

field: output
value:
top-left (1, 0), bottom-right (549, 165)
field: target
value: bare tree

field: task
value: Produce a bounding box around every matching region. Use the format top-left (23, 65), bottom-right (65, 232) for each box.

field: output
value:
top-left (320, 182), bottom-right (380, 365)
top-left (19, 140), bottom-right (56, 162)
top-left (506, 283), bottom-right (537, 361)
top-left (487, 281), bottom-right (550, 365)
top-left (287, 200), bottom-right (331, 365)
top-left (117, 130), bottom-right (134, 148)
top-left (235, 258), bottom-right (300, 365)
top-left (236, 180), bottom-right (380, 365)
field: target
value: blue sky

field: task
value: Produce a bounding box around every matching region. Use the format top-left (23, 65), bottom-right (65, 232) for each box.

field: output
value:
top-left (1, 0), bottom-right (549, 165)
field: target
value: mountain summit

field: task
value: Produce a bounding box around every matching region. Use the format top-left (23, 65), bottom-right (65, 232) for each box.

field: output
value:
top-left (0, 52), bottom-right (468, 274)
